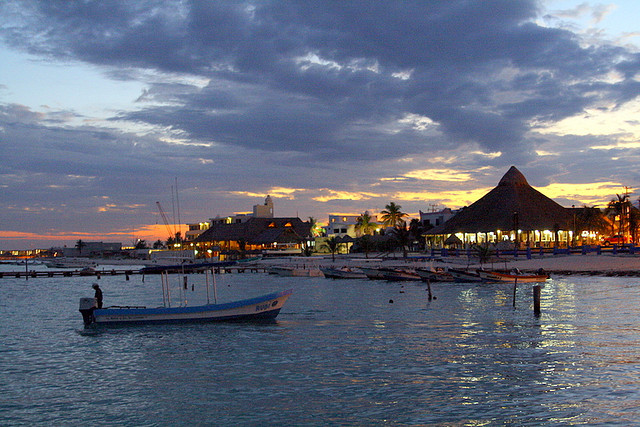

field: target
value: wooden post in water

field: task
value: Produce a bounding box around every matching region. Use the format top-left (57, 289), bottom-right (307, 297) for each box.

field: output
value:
top-left (426, 278), bottom-right (433, 301)
top-left (533, 284), bottom-right (541, 316)
top-left (512, 276), bottom-right (518, 308)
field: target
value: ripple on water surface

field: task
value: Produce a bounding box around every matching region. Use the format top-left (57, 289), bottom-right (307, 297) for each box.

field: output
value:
top-left (1, 269), bottom-right (640, 424)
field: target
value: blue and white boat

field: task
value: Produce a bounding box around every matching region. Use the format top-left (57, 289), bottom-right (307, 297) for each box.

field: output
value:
top-left (79, 289), bottom-right (292, 327)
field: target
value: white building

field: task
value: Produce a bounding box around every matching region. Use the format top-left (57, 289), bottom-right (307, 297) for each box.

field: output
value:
top-left (325, 214), bottom-right (363, 238)
top-left (419, 207), bottom-right (457, 229)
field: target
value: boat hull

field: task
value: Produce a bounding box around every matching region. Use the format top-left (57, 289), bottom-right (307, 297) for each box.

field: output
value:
top-left (477, 270), bottom-right (549, 283)
top-left (448, 268), bottom-right (483, 282)
top-left (80, 289), bottom-right (292, 327)
top-left (320, 267), bottom-right (367, 279)
top-left (360, 267), bottom-right (386, 280)
top-left (381, 270), bottom-right (422, 281)
top-left (415, 268), bottom-right (454, 282)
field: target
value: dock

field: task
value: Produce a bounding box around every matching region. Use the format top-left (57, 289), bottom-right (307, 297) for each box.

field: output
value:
top-left (0, 266), bottom-right (269, 279)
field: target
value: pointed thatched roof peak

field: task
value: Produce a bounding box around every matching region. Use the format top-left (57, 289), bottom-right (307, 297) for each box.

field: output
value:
top-left (498, 166), bottom-right (528, 187)
top-left (427, 166), bottom-right (572, 234)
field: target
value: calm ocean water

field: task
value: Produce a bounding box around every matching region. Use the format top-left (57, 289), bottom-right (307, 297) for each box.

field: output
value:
top-left (2, 262), bottom-right (640, 425)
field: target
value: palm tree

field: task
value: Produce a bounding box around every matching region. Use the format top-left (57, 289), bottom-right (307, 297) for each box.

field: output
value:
top-left (605, 194), bottom-right (630, 236)
top-left (308, 217), bottom-right (323, 237)
top-left (574, 206), bottom-right (608, 244)
top-left (134, 239), bottom-right (148, 249)
top-left (472, 242), bottom-right (494, 268)
top-left (391, 223), bottom-right (410, 258)
top-left (357, 235), bottom-right (375, 259)
top-left (408, 218), bottom-right (426, 251)
top-left (628, 206), bottom-right (640, 244)
top-left (355, 212), bottom-right (377, 236)
top-left (321, 236), bottom-right (342, 262)
top-left (238, 239), bottom-right (247, 259)
top-left (75, 239), bottom-right (86, 255)
top-left (380, 202), bottom-right (408, 228)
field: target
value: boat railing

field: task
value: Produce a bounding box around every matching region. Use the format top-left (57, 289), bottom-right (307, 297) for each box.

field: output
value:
top-left (106, 305), bottom-right (147, 309)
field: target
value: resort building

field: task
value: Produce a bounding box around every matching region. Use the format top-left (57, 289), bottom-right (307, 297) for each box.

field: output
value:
top-left (324, 214), bottom-right (362, 238)
top-left (59, 241), bottom-right (122, 257)
top-left (192, 217), bottom-right (313, 259)
top-left (419, 208), bottom-right (458, 229)
top-left (427, 166), bottom-right (575, 248)
top-left (185, 196), bottom-right (275, 242)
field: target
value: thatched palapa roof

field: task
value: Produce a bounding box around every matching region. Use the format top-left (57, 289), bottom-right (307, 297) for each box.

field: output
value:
top-left (428, 166), bottom-right (572, 235)
top-left (194, 217), bottom-right (311, 245)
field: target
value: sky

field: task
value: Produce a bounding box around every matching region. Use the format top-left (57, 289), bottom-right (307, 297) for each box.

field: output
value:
top-left (1, 0), bottom-right (640, 250)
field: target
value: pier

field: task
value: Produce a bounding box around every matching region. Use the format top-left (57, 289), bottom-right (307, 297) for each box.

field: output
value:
top-left (0, 266), bottom-right (268, 279)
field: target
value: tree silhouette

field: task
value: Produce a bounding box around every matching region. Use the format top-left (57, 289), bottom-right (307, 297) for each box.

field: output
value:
top-left (605, 194), bottom-right (630, 236)
top-left (408, 218), bottom-right (426, 251)
top-left (391, 222), bottom-right (410, 258)
top-left (134, 239), bottom-right (148, 249)
top-left (355, 212), bottom-right (377, 236)
top-left (380, 202), bottom-right (408, 228)
top-left (75, 239), bottom-right (86, 255)
top-left (320, 236), bottom-right (342, 262)
top-left (472, 242), bottom-right (494, 268)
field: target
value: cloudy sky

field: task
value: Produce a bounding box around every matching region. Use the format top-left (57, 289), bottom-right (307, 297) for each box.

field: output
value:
top-left (2, 0), bottom-right (640, 250)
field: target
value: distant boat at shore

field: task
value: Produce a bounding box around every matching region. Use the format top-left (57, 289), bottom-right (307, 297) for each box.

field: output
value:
top-left (267, 265), bottom-right (323, 277)
top-left (320, 266), bottom-right (367, 279)
top-left (43, 258), bottom-right (97, 269)
top-left (476, 269), bottom-right (549, 283)
top-left (447, 268), bottom-right (483, 282)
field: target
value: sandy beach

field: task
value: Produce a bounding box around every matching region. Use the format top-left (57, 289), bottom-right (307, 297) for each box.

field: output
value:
top-left (428, 253), bottom-right (640, 276)
top-left (497, 253), bottom-right (640, 275)
top-left (264, 252), bottom-right (640, 276)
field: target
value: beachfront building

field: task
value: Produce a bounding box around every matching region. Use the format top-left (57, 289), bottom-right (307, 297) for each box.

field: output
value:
top-left (192, 217), bottom-right (313, 259)
top-left (185, 196), bottom-right (275, 242)
top-left (419, 208), bottom-right (458, 229)
top-left (426, 166), bottom-right (574, 248)
top-left (325, 214), bottom-right (361, 238)
top-left (60, 241), bottom-right (122, 257)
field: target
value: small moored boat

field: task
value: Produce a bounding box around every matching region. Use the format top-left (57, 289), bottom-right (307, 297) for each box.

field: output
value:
top-left (360, 267), bottom-right (386, 280)
top-left (415, 267), bottom-right (454, 282)
top-left (320, 266), bottom-right (367, 279)
top-left (476, 269), bottom-right (549, 283)
top-left (448, 268), bottom-right (483, 282)
top-left (79, 289), bottom-right (292, 327)
top-left (380, 267), bottom-right (422, 281)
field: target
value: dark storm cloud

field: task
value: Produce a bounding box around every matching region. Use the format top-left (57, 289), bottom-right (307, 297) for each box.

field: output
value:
top-left (3, 0), bottom-right (640, 164)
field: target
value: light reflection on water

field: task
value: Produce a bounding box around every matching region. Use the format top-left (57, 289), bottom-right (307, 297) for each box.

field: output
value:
top-left (2, 264), bottom-right (640, 424)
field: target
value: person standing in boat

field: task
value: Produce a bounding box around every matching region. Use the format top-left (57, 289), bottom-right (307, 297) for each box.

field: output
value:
top-left (92, 283), bottom-right (103, 309)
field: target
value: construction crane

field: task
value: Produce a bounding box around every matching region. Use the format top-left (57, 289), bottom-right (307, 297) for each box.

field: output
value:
top-left (156, 201), bottom-right (174, 240)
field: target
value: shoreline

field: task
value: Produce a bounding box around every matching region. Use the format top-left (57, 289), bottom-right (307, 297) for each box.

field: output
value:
top-left (256, 252), bottom-right (640, 277)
